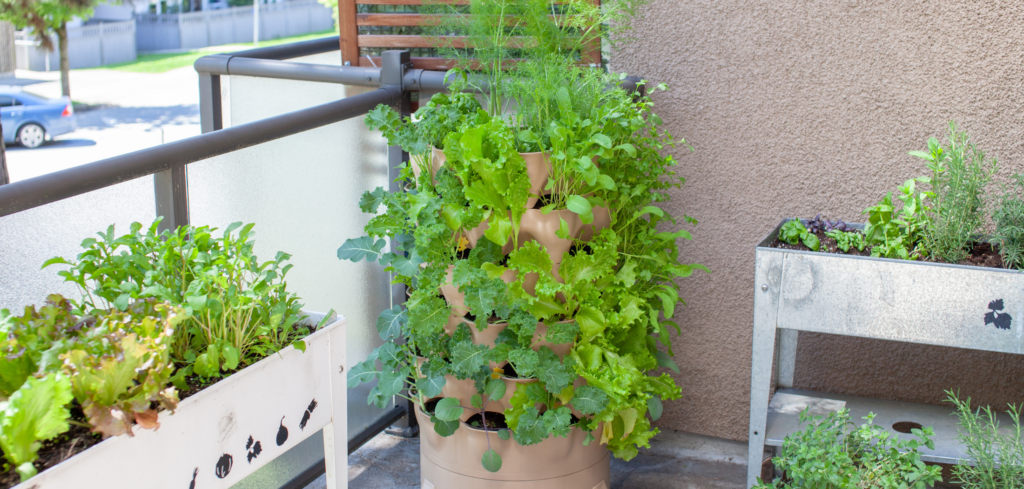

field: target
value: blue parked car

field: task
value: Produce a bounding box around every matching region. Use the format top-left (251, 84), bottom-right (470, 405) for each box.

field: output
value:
top-left (0, 89), bottom-right (77, 149)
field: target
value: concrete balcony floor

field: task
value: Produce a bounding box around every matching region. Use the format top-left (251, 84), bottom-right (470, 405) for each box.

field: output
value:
top-left (307, 429), bottom-right (748, 488)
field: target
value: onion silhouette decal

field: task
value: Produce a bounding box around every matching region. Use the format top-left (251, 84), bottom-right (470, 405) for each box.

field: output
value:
top-left (215, 454), bottom-right (233, 478)
top-left (277, 416), bottom-right (289, 446)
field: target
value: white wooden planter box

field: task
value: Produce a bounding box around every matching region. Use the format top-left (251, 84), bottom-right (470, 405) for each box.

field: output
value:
top-left (14, 312), bottom-right (349, 489)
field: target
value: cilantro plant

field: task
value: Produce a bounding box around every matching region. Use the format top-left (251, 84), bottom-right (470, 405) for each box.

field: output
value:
top-left (755, 408), bottom-right (942, 488)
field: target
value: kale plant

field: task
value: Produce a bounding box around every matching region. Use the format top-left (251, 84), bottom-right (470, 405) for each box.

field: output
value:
top-left (911, 122), bottom-right (997, 263)
top-left (946, 391), bottom-right (1024, 488)
top-left (755, 408), bottom-right (942, 488)
top-left (990, 174), bottom-right (1024, 270)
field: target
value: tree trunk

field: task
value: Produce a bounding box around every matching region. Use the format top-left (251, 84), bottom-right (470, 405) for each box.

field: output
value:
top-left (0, 121), bottom-right (8, 186)
top-left (57, 22), bottom-right (70, 98)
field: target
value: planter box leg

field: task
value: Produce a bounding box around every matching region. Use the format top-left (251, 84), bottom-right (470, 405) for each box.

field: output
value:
top-left (748, 252), bottom-right (784, 487)
top-left (324, 317), bottom-right (348, 489)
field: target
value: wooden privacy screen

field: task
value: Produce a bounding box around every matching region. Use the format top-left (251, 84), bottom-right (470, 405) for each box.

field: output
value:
top-left (337, 0), bottom-right (601, 71)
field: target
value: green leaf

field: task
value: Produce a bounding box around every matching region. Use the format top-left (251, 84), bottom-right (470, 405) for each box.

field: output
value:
top-left (337, 236), bottom-right (386, 263)
top-left (655, 350), bottom-right (680, 374)
top-left (221, 345), bottom-right (240, 370)
top-left (416, 374), bottom-right (446, 399)
top-left (433, 418), bottom-right (460, 437)
top-left (536, 347), bottom-right (572, 394)
top-left (648, 395), bottom-right (663, 421)
top-left (376, 305), bottom-right (407, 341)
top-left (194, 347), bottom-right (220, 377)
top-left (484, 378), bottom-right (506, 401)
top-left (507, 349), bottom-right (539, 378)
top-left (481, 449), bottom-right (502, 473)
top-left (497, 429), bottom-right (510, 440)
top-left (471, 394), bottom-right (483, 409)
top-left (566, 195), bottom-right (592, 216)
top-left (347, 359), bottom-right (378, 388)
top-left (572, 386), bottom-right (608, 416)
top-left (0, 373), bottom-right (73, 480)
top-left (434, 397), bottom-right (464, 422)
top-left (291, 339), bottom-right (307, 353)
top-left (41, 256), bottom-right (69, 269)
top-left (377, 367), bottom-right (410, 398)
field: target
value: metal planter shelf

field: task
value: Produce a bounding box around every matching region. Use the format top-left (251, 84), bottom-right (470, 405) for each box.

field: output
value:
top-left (747, 219), bottom-right (1024, 487)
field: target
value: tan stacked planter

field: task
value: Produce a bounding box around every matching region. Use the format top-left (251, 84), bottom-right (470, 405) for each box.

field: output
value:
top-left (416, 405), bottom-right (610, 489)
top-left (422, 149), bottom-right (613, 488)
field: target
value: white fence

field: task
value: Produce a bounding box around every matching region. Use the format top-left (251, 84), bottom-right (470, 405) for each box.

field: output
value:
top-left (136, 0), bottom-right (333, 52)
top-left (15, 21), bottom-right (137, 71)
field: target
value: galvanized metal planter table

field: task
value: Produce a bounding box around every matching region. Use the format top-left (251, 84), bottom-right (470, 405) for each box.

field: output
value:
top-left (747, 219), bottom-right (1023, 487)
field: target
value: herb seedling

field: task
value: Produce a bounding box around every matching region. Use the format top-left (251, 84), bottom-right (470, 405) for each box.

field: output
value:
top-left (779, 219), bottom-right (821, 251)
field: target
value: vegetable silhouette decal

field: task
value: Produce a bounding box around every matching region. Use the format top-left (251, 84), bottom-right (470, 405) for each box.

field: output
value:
top-left (215, 454), bottom-right (232, 478)
top-left (299, 399), bottom-right (317, 431)
top-left (985, 299), bottom-right (1012, 330)
top-left (189, 468), bottom-right (198, 489)
top-left (246, 435), bottom-right (263, 463)
top-left (276, 416), bottom-right (288, 446)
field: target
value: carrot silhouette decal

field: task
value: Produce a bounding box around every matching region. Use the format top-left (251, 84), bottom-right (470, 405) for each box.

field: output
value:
top-left (277, 416), bottom-right (289, 446)
top-left (299, 399), bottom-right (318, 431)
top-left (189, 468), bottom-right (198, 488)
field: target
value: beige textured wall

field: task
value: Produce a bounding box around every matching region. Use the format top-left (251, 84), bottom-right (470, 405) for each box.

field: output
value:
top-left (612, 1), bottom-right (1024, 441)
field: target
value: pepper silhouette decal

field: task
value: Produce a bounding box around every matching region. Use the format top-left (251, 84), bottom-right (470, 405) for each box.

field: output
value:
top-left (277, 416), bottom-right (289, 446)
top-left (985, 299), bottom-right (1012, 330)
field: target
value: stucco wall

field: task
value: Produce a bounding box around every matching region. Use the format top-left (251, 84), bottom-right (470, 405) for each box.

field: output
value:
top-left (612, 1), bottom-right (1024, 441)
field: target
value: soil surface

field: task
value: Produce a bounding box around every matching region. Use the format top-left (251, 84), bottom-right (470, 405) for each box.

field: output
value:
top-left (466, 412), bottom-right (508, 431)
top-left (770, 231), bottom-right (1005, 269)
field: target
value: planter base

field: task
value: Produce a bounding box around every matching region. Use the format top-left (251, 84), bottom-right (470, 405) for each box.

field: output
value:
top-left (420, 451), bottom-right (610, 489)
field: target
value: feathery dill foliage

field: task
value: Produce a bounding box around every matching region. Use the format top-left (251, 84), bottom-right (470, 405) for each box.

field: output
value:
top-left (911, 122), bottom-right (997, 263)
top-left (990, 174), bottom-right (1024, 269)
top-left (946, 391), bottom-right (1024, 489)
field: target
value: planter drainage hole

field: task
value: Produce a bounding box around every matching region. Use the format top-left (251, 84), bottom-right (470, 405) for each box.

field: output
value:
top-left (892, 421), bottom-right (922, 434)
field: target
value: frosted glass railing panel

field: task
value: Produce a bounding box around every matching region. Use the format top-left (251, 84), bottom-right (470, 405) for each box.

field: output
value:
top-left (0, 178), bottom-right (155, 311)
top-left (188, 67), bottom-right (395, 451)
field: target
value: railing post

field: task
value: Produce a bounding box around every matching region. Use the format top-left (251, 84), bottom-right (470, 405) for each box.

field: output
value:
top-left (155, 71), bottom-right (221, 234)
top-left (379, 50), bottom-right (419, 437)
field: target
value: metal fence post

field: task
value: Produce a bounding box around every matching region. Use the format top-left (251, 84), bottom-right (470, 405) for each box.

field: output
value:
top-left (379, 49), bottom-right (419, 437)
top-left (155, 71), bottom-right (221, 233)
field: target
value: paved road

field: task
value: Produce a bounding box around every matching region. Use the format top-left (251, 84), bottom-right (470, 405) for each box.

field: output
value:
top-left (2, 67), bottom-right (201, 182)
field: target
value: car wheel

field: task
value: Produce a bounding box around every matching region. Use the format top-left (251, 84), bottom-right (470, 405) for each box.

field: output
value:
top-left (17, 123), bottom-right (45, 149)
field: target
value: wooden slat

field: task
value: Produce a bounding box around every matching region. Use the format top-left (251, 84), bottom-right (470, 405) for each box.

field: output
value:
top-left (359, 57), bottom-right (459, 70)
top-left (356, 13), bottom-right (443, 26)
top-left (338, 0), bottom-right (359, 65)
top-left (358, 34), bottom-right (532, 49)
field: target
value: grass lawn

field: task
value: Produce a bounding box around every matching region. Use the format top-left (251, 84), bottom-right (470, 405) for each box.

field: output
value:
top-left (94, 29), bottom-right (337, 73)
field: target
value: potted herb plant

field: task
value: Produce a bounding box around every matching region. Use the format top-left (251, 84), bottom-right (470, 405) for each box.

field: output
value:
top-left (0, 220), bottom-right (347, 489)
top-left (340, 0), bottom-right (707, 486)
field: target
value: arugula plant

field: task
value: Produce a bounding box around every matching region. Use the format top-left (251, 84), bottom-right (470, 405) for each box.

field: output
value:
top-left (945, 391), bottom-right (1024, 488)
top-left (755, 408), bottom-right (942, 488)
top-left (911, 122), bottom-right (997, 263)
top-left (778, 219), bottom-right (821, 251)
top-left (44, 220), bottom-right (307, 382)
